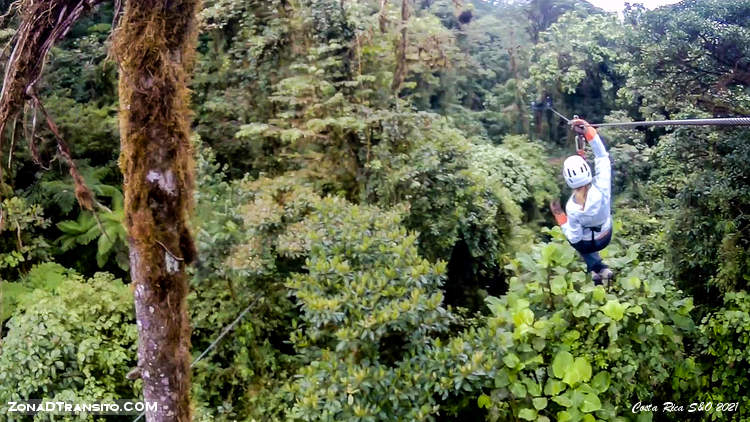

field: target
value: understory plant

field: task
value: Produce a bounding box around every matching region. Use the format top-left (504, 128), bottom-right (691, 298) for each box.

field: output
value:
top-left (455, 227), bottom-right (699, 421)
top-left (0, 266), bottom-right (138, 416)
top-left (697, 291), bottom-right (750, 421)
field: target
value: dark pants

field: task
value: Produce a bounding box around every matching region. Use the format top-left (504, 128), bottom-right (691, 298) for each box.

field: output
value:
top-left (571, 229), bottom-right (612, 273)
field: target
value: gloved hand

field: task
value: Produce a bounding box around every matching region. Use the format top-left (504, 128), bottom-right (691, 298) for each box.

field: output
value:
top-left (570, 118), bottom-right (597, 142)
top-left (549, 200), bottom-right (567, 225)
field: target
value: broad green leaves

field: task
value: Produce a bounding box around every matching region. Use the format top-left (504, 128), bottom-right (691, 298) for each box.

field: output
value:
top-left (591, 371), bottom-right (611, 393)
top-left (552, 351), bottom-right (592, 388)
top-left (552, 351), bottom-right (574, 379)
top-left (600, 300), bottom-right (627, 321)
top-left (473, 227), bottom-right (698, 421)
top-left (562, 356), bottom-right (592, 387)
top-left (518, 407), bottom-right (537, 420)
top-left (0, 197), bottom-right (52, 280)
top-left (533, 397), bottom-right (548, 410)
top-left (503, 353), bottom-right (521, 369)
top-left (55, 188), bottom-right (128, 270)
top-left (697, 291), bottom-right (750, 406)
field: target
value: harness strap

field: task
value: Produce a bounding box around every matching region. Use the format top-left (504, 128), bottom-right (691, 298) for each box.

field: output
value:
top-left (584, 225), bottom-right (602, 241)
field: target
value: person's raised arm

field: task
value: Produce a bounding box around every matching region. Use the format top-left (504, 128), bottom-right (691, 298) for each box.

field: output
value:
top-left (570, 118), bottom-right (611, 200)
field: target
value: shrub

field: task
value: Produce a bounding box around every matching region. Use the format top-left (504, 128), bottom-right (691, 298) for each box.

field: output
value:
top-left (0, 268), bottom-right (138, 414)
top-left (697, 291), bottom-right (750, 421)
top-left (282, 197), bottom-right (454, 421)
top-left (0, 196), bottom-right (52, 281)
top-left (459, 227), bottom-right (698, 421)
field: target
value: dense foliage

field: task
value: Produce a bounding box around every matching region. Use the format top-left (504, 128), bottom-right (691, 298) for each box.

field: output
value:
top-left (1, 0), bottom-right (749, 421)
top-left (469, 228), bottom-right (697, 421)
top-left (0, 265), bottom-right (138, 414)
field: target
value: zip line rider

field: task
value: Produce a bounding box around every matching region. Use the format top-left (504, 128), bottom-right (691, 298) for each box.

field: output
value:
top-left (549, 118), bottom-right (614, 285)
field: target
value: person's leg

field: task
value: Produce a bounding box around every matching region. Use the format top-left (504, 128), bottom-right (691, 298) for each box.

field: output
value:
top-left (571, 230), bottom-right (613, 283)
top-left (580, 251), bottom-right (606, 273)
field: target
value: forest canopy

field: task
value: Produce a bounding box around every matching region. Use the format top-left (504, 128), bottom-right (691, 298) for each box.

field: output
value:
top-left (0, 0), bottom-right (749, 421)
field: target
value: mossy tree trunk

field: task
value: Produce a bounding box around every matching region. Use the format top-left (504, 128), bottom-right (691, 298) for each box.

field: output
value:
top-left (113, 1), bottom-right (200, 420)
top-left (392, 0), bottom-right (409, 92)
top-left (379, 0), bottom-right (388, 32)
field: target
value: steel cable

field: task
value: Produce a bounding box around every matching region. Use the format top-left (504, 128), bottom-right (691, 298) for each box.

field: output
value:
top-left (591, 117), bottom-right (750, 128)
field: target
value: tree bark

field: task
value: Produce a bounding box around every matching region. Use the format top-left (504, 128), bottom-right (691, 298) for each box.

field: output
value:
top-left (113, 1), bottom-right (200, 421)
top-left (379, 0), bottom-right (389, 32)
top-left (391, 0), bottom-right (409, 92)
top-left (507, 40), bottom-right (528, 134)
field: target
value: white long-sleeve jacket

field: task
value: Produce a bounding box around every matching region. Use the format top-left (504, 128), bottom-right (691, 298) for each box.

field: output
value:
top-left (561, 134), bottom-right (612, 244)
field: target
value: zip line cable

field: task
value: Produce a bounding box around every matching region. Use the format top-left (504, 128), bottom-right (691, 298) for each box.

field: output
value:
top-left (591, 117), bottom-right (750, 128)
top-left (132, 298), bottom-right (258, 422)
top-left (542, 103), bottom-right (750, 128)
top-left (546, 106), bottom-right (571, 124)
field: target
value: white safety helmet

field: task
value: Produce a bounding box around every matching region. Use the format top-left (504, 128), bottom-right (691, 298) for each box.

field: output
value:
top-left (562, 155), bottom-right (592, 189)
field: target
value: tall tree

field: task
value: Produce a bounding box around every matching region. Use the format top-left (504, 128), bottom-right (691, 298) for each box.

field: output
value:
top-left (0, 1), bottom-right (200, 420)
top-left (112, 1), bottom-right (200, 420)
top-left (392, 0), bottom-right (410, 91)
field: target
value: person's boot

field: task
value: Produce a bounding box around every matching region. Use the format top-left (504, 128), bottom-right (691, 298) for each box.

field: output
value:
top-left (591, 271), bottom-right (603, 285)
top-left (599, 268), bottom-right (614, 286)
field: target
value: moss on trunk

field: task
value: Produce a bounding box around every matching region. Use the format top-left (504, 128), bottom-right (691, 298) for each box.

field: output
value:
top-left (113, 1), bottom-right (200, 420)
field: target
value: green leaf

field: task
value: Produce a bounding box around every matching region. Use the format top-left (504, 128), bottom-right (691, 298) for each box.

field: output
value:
top-left (562, 330), bottom-right (581, 345)
top-left (568, 388), bottom-right (586, 408)
top-left (524, 354), bottom-right (544, 366)
top-left (551, 275), bottom-right (567, 295)
top-left (591, 371), bottom-right (611, 393)
top-left (533, 397), bottom-right (548, 410)
top-left (509, 381), bottom-right (527, 398)
top-left (562, 357), bottom-right (592, 386)
top-left (518, 408), bottom-right (537, 421)
top-left (477, 394), bottom-right (491, 409)
top-left (494, 370), bottom-right (510, 388)
top-left (553, 394), bottom-right (573, 408)
top-left (503, 353), bottom-right (521, 369)
top-left (523, 377), bottom-right (542, 396)
top-left (636, 411), bottom-right (654, 422)
top-left (626, 305), bottom-right (643, 315)
top-left (544, 379), bottom-right (565, 396)
top-left (486, 296), bottom-right (505, 316)
top-left (566, 292), bottom-right (586, 308)
top-left (671, 314), bottom-right (694, 330)
top-left (96, 232), bottom-right (116, 267)
top-left (592, 286), bottom-right (606, 302)
top-left (580, 392), bottom-right (601, 413)
top-left (573, 303), bottom-right (592, 318)
top-left (607, 322), bottom-right (619, 342)
top-left (623, 276), bottom-right (641, 290)
top-left (552, 351), bottom-right (574, 379)
top-left (513, 308), bottom-right (535, 327)
top-left (600, 300), bottom-right (627, 321)
top-left (540, 244), bottom-right (561, 267)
